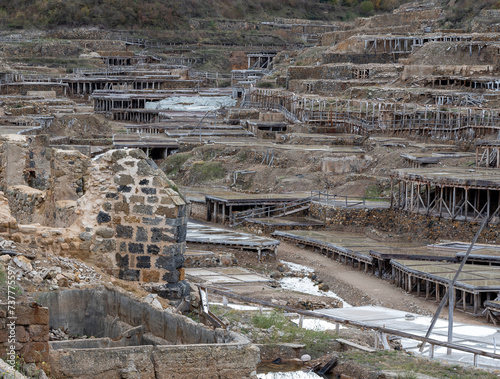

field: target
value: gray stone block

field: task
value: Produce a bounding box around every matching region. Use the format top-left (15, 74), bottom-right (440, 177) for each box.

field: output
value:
top-left (136, 227), bottom-right (147, 242)
top-left (97, 211), bottom-right (111, 224)
top-left (128, 243), bottom-right (144, 254)
top-left (133, 204), bottom-right (153, 216)
top-left (116, 225), bottom-right (133, 239)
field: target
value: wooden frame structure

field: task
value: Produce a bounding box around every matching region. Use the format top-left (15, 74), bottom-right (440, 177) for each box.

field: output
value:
top-left (476, 140), bottom-right (500, 168)
top-left (391, 260), bottom-right (500, 314)
top-left (362, 35), bottom-right (472, 54)
top-left (206, 194), bottom-right (309, 224)
top-left (273, 230), bottom-right (374, 273)
top-left (484, 300), bottom-right (500, 324)
top-left (249, 89), bottom-right (500, 140)
top-left (273, 230), bottom-right (500, 314)
top-left (199, 284), bottom-right (500, 366)
top-left (391, 168), bottom-right (500, 223)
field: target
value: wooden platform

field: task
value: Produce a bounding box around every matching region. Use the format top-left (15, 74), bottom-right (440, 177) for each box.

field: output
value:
top-left (391, 259), bottom-right (500, 314)
top-left (187, 221), bottom-right (279, 260)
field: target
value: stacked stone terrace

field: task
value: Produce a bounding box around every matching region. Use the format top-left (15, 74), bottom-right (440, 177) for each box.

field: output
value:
top-left (247, 1), bottom-right (500, 141)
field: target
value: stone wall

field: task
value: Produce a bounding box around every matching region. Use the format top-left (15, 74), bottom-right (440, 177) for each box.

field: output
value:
top-left (471, 10), bottom-right (500, 32)
top-left (354, 8), bottom-right (443, 29)
top-left (39, 286), bottom-right (259, 379)
top-left (288, 63), bottom-right (402, 83)
top-left (189, 19), bottom-right (257, 31)
top-left (0, 143), bottom-right (189, 299)
top-left (322, 53), bottom-right (403, 65)
top-left (74, 149), bottom-right (189, 299)
top-left (5, 185), bottom-right (45, 225)
top-left (309, 203), bottom-right (500, 243)
top-left (0, 84), bottom-right (68, 97)
top-left (0, 303), bottom-right (50, 369)
top-left (46, 149), bottom-right (89, 228)
top-left (288, 79), bottom-right (380, 95)
top-left (0, 135), bottom-right (29, 191)
top-left (288, 66), bottom-right (326, 80)
top-left (189, 201), bottom-right (208, 221)
top-left (0, 41), bottom-right (81, 58)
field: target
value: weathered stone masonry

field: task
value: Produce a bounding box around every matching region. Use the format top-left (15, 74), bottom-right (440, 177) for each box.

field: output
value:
top-left (78, 149), bottom-right (190, 300)
top-left (0, 138), bottom-right (190, 300)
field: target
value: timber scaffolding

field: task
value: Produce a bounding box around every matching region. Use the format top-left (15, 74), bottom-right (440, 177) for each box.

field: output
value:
top-left (414, 76), bottom-right (500, 92)
top-left (391, 167), bottom-right (500, 223)
top-left (362, 34), bottom-right (473, 54)
top-left (92, 91), bottom-right (181, 112)
top-left (390, 260), bottom-right (500, 314)
top-left (205, 193), bottom-right (311, 225)
top-left (92, 90), bottom-right (201, 122)
top-left (249, 89), bottom-right (500, 140)
top-left (476, 140), bottom-right (500, 168)
top-left (230, 197), bottom-right (313, 226)
top-left (65, 76), bottom-right (186, 97)
top-left (73, 64), bottom-right (188, 77)
top-left (272, 230), bottom-right (500, 314)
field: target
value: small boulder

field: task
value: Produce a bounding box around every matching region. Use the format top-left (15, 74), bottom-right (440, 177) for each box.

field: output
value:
top-left (318, 283), bottom-right (330, 292)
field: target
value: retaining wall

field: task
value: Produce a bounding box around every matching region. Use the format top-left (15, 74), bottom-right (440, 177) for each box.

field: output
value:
top-left (38, 286), bottom-right (259, 379)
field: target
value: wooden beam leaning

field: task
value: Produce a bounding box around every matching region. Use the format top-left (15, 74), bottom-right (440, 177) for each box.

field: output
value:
top-left (419, 211), bottom-right (495, 353)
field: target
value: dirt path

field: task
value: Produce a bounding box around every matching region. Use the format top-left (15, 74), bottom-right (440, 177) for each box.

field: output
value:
top-left (277, 241), bottom-right (486, 326)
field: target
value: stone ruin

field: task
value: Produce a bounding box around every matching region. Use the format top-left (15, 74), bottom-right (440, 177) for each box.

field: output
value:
top-left (0, 135), bottom-right (189, 301)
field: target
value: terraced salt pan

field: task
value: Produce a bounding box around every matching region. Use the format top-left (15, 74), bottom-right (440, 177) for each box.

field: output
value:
top-left (146, 95), bottom-right (236, 111)
top-left (187, 222), bottom-right (279, 248)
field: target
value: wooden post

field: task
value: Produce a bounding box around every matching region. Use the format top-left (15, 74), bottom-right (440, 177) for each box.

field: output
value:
top-left (447, 282), bottom-right (454, 355)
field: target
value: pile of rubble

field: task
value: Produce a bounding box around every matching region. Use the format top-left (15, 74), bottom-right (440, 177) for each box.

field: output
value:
top-left (0, 238), bottom-right (102, 290)
top-left (49, 327), bottom-right (88, 341)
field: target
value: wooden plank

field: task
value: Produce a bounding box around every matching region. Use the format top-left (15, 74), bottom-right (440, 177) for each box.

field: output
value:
top-left (336, 338), bottom-right (376, 353)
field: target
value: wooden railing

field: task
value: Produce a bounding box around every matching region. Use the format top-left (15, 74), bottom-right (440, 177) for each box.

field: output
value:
top-left (310, 190), bottom-right (389, 208)
top-left (198, 284), bottom-right (500, 367)
top-left (231, 197), bottom-right (312, 226)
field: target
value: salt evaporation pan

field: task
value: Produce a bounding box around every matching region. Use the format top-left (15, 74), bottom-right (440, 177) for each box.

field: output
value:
top-left (145, 96), bottom-right (236, 112)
